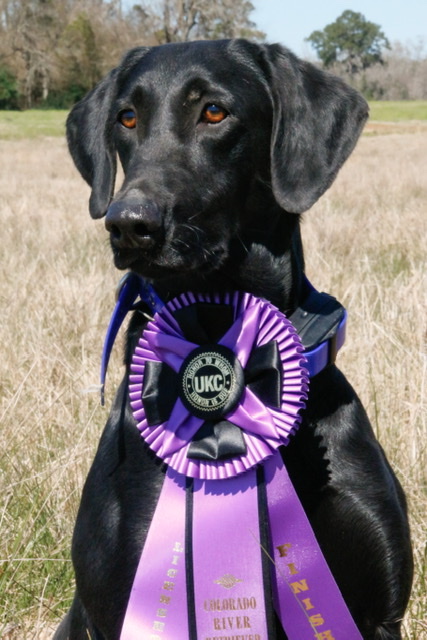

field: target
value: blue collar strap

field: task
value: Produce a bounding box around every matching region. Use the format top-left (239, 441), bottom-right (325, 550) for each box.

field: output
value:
top-left (289, 278), bottom-right (347, 378)
top-left (100, 273), bottom-right (163, 404)
top-left (100, 272), bottom-right (346, 403)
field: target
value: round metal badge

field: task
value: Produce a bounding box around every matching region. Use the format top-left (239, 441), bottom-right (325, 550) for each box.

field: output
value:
top-left (179, 344), bottom-right (244, 420)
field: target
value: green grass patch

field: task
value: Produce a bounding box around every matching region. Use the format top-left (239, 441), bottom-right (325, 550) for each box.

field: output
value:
top-left (1, 102), bottom-right (427, 141)
top-left (0, 109), bottom-right (68, 140)
top-left (368, 100), bottom-right (427, 121)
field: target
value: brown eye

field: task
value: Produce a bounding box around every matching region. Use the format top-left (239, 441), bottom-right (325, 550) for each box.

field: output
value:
top-left (119, 109), bottom-right (136, 129)
top-left (201, 104), bottom-right (228, 124)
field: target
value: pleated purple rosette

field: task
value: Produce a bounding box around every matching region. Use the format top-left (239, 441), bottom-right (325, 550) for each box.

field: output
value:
top-left (129, 291), bottom-right (309, 479)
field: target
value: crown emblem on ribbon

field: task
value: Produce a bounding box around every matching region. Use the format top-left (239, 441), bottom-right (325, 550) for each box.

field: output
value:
top-left (214, 574), bottom-right (243, 589)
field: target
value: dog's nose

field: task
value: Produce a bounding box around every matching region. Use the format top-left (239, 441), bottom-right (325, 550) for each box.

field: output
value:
top-left (105, 198), bottom-right (163, 249)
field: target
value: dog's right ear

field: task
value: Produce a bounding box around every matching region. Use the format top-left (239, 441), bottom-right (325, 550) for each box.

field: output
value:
top-left (66, 70), bottom-right (118, 219)
top-left (264, 44), bottom-right (369, 214)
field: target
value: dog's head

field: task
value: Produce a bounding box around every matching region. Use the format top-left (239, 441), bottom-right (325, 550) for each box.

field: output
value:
top-left (67, 39), bottom-right (367, 291)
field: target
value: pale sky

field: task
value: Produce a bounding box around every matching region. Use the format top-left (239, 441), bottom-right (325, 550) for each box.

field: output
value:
top-left (251, 1), bottom-right (427, 57)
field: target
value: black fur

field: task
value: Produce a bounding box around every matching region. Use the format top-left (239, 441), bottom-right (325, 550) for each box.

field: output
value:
top-left (55, 39), bottom-right (412, 640)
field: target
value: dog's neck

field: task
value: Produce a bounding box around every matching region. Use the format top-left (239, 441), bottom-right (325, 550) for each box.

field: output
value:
top-left (154, 212), bottom-right (304, 314)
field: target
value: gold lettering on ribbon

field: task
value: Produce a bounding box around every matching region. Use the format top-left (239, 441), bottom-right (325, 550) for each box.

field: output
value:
top-left (276, 542), bottom-right (338, 638)
top-left (301, 597), bottom-right (314, 610)
top-left (213, 615), bottom-right (252, 630)
top-left (204, 636), bottom-right (261, 640)
top-left (276, 543), bottom-right (292, 557)
top-left (242, 616), bottom-right (251, 629)
top-left (309, 613), bottom-right (325, 627)
top-left (203, 597), bottom-right (258, 612)
top-left (204, 594), bottom-right (259, 639)
top-left (150, 540), bottom-right (184, 635)
top-left (162, 581), bottom-right (175, 591)
top-left (289, 579), bottom-right (309, 594)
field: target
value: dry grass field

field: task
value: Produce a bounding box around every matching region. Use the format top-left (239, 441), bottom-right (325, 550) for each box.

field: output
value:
top-left (0, 124), bottom-right (426, 638)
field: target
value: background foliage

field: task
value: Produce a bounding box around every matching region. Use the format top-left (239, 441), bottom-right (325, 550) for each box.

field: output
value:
top-left (1, 2), bottom-right (427, 108)
top-left (306, 10), bottom-right (390, 73)
top-left (0, 0), bottom-right (263, 108)
top-left (305, 13), bottom-right (427, 100)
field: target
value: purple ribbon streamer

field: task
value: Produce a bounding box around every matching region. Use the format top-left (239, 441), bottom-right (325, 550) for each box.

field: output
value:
top-left (119, 469), bottom-right (189, 640)
top-left (265, 453), bottom-right (363, 639)
top-left (192, 472), bottom-right (270, 639)
top-left (120, 454), bottom-right (363, 640)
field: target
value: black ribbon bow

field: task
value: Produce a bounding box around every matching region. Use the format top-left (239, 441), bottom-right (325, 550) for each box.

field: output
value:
top-left (141, 302), bottom-right (283, 461)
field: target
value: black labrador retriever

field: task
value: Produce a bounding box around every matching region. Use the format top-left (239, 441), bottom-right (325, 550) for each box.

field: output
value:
top-left (54, 39), bottom-right (412, 640)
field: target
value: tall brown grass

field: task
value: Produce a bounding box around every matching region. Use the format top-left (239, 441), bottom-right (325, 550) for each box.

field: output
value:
top-left (0, 132), bottom-right (426, 639)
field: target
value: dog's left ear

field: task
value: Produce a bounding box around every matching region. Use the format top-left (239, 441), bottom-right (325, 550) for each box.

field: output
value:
top-left (265, 45), bottom-right (369, 214)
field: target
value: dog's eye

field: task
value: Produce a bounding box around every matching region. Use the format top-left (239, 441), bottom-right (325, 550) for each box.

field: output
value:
top-left (201, 104), bottom-right (228, 124)
top-left (118, 110), bottom-right (137, 129)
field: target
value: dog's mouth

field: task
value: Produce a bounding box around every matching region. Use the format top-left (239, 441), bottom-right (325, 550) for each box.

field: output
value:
top-left (110, 240), bottom-right (228, 279)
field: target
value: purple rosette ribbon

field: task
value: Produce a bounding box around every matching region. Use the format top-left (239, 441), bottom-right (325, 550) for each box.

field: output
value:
top-left (121, 291), bottom-right (363, 640)
top-left (129, 291), bottom-right (309, 480)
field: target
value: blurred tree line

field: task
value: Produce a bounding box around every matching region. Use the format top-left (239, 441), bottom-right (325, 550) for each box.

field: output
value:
top-left (0, 0), bottom-right (263, 108)
top-left (306, 11), bottom-right (427, 101)
top-left (327, 39), bottom-right (427, 101)
top-left (0, 2), bottom-right (426, 110)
